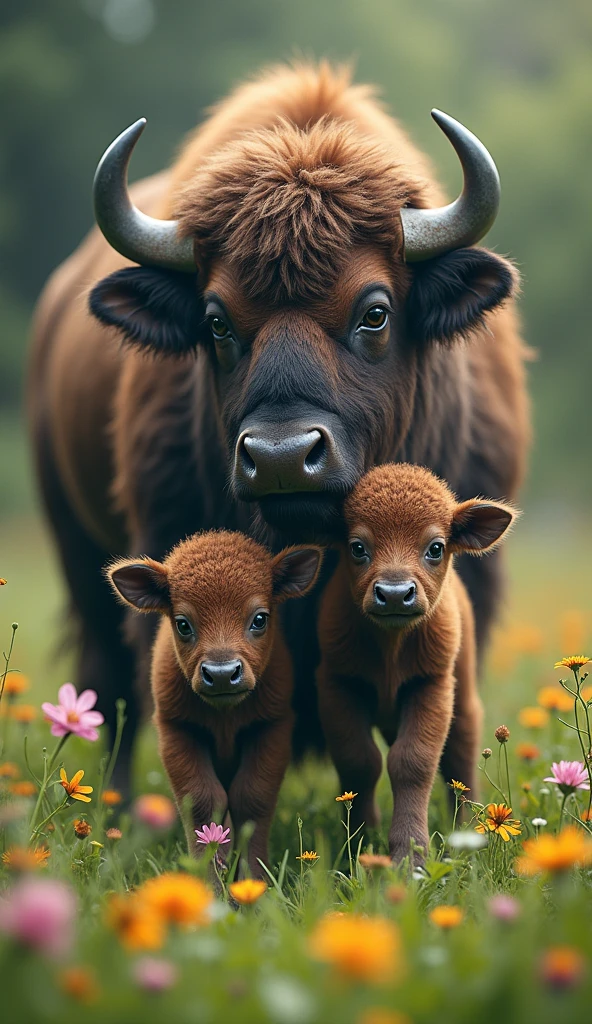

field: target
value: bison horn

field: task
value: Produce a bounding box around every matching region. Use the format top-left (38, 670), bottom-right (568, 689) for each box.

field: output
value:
top-left (93, 118), bottom-right (195, 272)
top-left (401, 110), bottom-right (501, 262)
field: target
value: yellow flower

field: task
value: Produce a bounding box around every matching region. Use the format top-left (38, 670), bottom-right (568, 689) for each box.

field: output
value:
top-left (475, 804), bottom-right (522, 842)
top-left (429, 905), bottom-right (464, 929)
top-left (515, 826), bottom-right (592, 876)
top-left (10, 704), bottom-right (37, 724)
top-left (517, 706), bottom-right (549, 729)
top-left (3, 673), bottom-right (29, 696)
top-left (8, 780), bottom-right (36, 797)
top-left (229, 879), bottom-right (268, 905)
top-left (2, 845), bottom-right (50, 870)
top-left (448, 779), bottom-right (470, 793)
top-left (357, 1010), bottom-right (412, 1024)
top-left (336, 791), bottom-right (358, 802)
top-left (0, 761), bottom-right (20, 779)
top-left (309, 913), bottom-right (403, 984)
top-left (57, 966), bottom-right (99, 1004)
top-left (60, 768), bottom-right (93, 803)
top-left (101, 789), bottom-right (123, 806)
top-left (106, 893), bottom-right (165, 951)
top-left (359, 853), bottom-right (393, 870)
top-left (140, 872), bottom-right (213, 926)
top-left (537, 687), bottom-right (573, 713)
top-left (555, 656), bottom-right (591, 671)
top-left (297, 850), bottom-right (319, 862)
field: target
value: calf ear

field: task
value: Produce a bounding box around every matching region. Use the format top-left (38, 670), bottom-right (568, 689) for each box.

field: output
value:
top-left (107, 557), bottom-right (170, 612)
top-left (450, 500), bottom-right (517, 554)
top-left (272, 547), bottom-right (324, 602)
top-left (89, 267), bottom-right (206, 356)
top-left (406, 247), bottom-right (518, 345)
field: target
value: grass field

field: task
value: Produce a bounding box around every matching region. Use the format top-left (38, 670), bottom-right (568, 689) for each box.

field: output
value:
top-left (2, 510), bottom-right (592, 1023)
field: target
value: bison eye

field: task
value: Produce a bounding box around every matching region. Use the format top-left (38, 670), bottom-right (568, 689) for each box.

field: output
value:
top-left (250, 611), bottom-right (269, 633)
top-left (350, 540), bottom-right (369, 562)
top-left (210, 316), bottom-right (231, 339)
top-left (359, 306), bottom-right (388, 331)
top-left (425, 541), bottom-right (445, 563)
top-left (175, 615), bottom-right (195, 640)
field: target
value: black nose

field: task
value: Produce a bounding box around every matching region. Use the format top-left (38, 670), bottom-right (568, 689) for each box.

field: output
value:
top-left (200, 660), bottom-right (244, 694)
top-left (234, 419), bottom-right (344, 497)
top-left (372, 581), bottom-right (418, 616)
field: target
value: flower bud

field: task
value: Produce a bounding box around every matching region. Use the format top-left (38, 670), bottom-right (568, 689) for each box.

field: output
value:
top-left (495, 725), bottom-right (510, 743)
top-left (482, 748), bottom-right (492, 760)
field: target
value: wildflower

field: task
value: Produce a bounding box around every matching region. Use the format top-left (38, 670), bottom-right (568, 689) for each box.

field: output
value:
top-left (0, 578), bottom-right (6, 585)
top-left (581, 808), bottom-right (592, 823)
top-left (141, 873), bottom-right (213, 927)
top-left (515, 826), bottom-right (592, 875)
top-left (475, 804), bottom-right (522, 842)
top-left (517, 707), bottom-right (549, 729)
top-left (9, 780), bottom-right (36, 797)
top-left (0, 878), bottom-right (76, 957)
top-left (554, 656), bottom-right (591, 672)
top-left (133, 956), bottom-right (178, 992)
top-left (73, 819), bottom-right (92, 839)
top-left (229, 879), bottom-right (268, 905)
top-left (488, 894), bottom-right (520, 921)
top-left (106, 894), bottom-right (165, 951)
top-left (358, 1010), bottom-right (412, 1024)
top-left (516, 742), bottom-right (540, 762)
top-left (494, 725), bottom-right (510, 743)
top-left (133, 794), bottom-right (176, 829)
top-left (195, 822), bottom-right (230, 846)
top-left (521, 781), bottom-right (531, 792)
top-left (0, 762), bottom-right (20, 779)
top-left (544, 760), bottom-right (589, 794)
top-left (309, 913), bottom-right (403, 983)
top-left (540, 947), bottom-right (585, 990)
top-left (537, 687), bottom-right (573, 712)
top-left (482, 748), bottom-right (492, 759)
top-left (359, 853), bottom-right (393, 870)
top-left (429, 905), bottom-right (463, 929)
top-left (297, 850), bottom-right (320, 863)
top-left (41, 683), bottom-right (104, 741)
top-left (336, 791), bottom-right (358, 802)
top-left (531, 818), bottom-right (547, 829)
top-left (385, 884), bottom-right (407, 905)
top-left (60, 768), bottom-right (93, 803)
top-left (448, 779), bottom-right (470, 793)
top-left (58, 966), bottom-right (99, 1004)
top-left (90, 841), bottom-right (104, 850)
top-left (3, 673), bottom-right (29, 696)
top-left (10, 704), bottom-right (37, 724)
top-left (106, 827), bottom-right (122, 840)
top-left (446, 831), bottom-right (487, 852)
top-left (101, 789), bottom-right (122, 806)
top-left (2, 846), bottom-right (51, 871)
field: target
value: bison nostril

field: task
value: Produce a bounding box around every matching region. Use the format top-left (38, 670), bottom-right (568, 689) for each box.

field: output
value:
top-left (230, 663), bottom-right (242, 683)
top-left (374, 583), bottom-right (387, 605)
top-left (238, 436), bottom-right (257, 477)
top-left (304, 434), bottom-right (326, 471)
top-left (403, 584), bottom-right (416, 605)
top-left (201, 664), bottom-right (214, 685)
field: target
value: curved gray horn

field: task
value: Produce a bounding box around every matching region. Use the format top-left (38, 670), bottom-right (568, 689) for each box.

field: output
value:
top-left (401, 110), bottom-right (501, 262)
top-left (93, 119), bottom-right (196, 272)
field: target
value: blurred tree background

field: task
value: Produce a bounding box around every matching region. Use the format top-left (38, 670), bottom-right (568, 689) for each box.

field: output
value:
top-left (1, 0), bottom-right (591, 522)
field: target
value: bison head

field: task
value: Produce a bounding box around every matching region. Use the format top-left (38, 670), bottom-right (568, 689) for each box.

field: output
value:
top-left (89, 111), bottom-right (516, 540)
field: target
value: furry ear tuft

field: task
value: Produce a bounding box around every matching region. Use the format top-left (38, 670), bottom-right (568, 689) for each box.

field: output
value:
top-left (271, 546), bottom-right (324, 602)
top-left (106, 557), bottom-right (170, 612)
top-left (450, 500), bottom-right (518, 554)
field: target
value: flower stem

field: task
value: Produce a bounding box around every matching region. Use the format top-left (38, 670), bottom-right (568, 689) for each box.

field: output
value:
top-left (559, 792), bottom-right (568, 830)
top-left (503, 743), bottom-right (512, 809)
top-left (30, 798), bottom-right (69, 841)
top-left (346, 803), bottom-right (353, 878)
top-left (29, 735), bottom-right (69, 835)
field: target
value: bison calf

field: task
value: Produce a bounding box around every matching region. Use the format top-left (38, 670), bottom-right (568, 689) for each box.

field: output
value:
top-left (317, 464), bottom-right (516, 863)
top-left (107, 531), bottom-right (322, 875)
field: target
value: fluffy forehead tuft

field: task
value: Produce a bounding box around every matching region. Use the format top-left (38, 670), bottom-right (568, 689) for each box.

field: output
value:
top-left (164, 530), bottom-right (273, 604)
top-left (175, 118), bottom-right (426, 305)
top-left (345, 463), bottom-right (458, 538)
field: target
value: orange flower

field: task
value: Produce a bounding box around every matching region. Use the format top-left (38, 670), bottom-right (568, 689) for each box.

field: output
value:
top-left (106, 827), bottom-right (123, 840)
top-left (10, 704), bottom-right (37, 724)
top-left (555, 656), bottom-right (591, 672)
top-left (448, 779), bottom-right (470, 793)
top-left (357, 1010), bottom-right (412, 1024)
top-left (60, 768), bottom-right (93, 803)
top-left (140, 872), bottom-right (213, 926)
top-left (475, 804), bottom-right (522, 842)
top-left (540, 947), bottom-right (585, 990)
top-left (516, 742), bottom-right (540, 762)
top-left (101, 789), bottom-right (122, 806)
top-left (517, 707), bottom-right (549, 730)
top-left (580, 808), bottom-right (592, 823)
top-left (309, 913), bottom-right (403, 984)
top-left (2, 845), bottom-right (50, 870)
top-left (58, 966), bottom-right (99, 1004)
top-left (0, 578), bottom-right (7, 586)
top-left (297, 850), bottom-right (320, 863)
top-left (106, 894), bottom-right (165, 951)
top-left (0, 761), bottom-right (20, 779)
top-left (336, 791), bottom-right (358, 802)
top-left (537, 687), bottom-right (573, 712)
top-left (385, 884), bottom-right (407, 905)
top-left (228, 879), bottom-right (267, 905)
top-left (429, 905), bottom-right (463, 929)
top-left (359, 854), bottom-right (393, 870)
top-left (515, 826), bottom-right (592, 875)
top-left (73, 819), bottom-right (92, 839)
top-left (3, 673), bottom-right (29, 696)
top-left (8, 780), bottom-right (36, 797)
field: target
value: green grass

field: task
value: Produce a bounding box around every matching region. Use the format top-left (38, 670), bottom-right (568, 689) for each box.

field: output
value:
top-left (2, 514), bottom-right (592, 1023)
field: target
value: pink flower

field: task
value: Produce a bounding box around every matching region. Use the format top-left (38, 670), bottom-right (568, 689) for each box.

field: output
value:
top-left (195, 822), bottom-right (231, 846)
top-left (133, 794), bottom-right (176, 830)
top-left (488, 894), bottom-right (521, 922)
top-left (41, 683), bottom-right (104, 741)
top-left (133, 956), bottom-right (178, 991)
top-left (544, 760), bottom-right (590, 795)
top-left (0, 878), bottom-right (76, 957)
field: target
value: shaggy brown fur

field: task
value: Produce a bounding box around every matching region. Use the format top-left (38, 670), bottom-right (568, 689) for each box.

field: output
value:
top-left (108, 531), bottom-right (322, 874)
top-left (316, 464), bottom-right (517, 863)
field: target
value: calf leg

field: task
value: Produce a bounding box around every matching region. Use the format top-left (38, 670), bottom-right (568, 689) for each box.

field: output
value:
top-left (156, 718), bottom-right (227, 852)
top-left (439, 597), bottom-right (483, 804)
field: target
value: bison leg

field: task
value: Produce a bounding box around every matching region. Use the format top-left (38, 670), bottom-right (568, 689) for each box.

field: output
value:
top-left (156, 718), bottom-right (227, 851)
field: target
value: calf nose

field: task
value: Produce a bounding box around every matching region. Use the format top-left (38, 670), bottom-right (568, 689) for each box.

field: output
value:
top-left (234, 421), bottom-right (342, 496)
top-left (373, 581), bottom-right (418, 616)
top-left (200, 660), bottom-right (244, 694)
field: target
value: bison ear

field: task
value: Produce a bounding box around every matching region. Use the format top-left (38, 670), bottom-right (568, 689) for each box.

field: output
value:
top-left (271, 546), bottom-right (324, 602)
top-left (89, 266), bottom-right (206, 356)
top-left (107, 557), bottom-right (170, 612)
top-left (450, 499), bottom-right (517, 554)
top-left (406, 247), bottom-right (518, 345)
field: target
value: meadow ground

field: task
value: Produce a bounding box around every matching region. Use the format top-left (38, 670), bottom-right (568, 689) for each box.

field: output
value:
top-left (2, 512), bottom-right (592, 1024)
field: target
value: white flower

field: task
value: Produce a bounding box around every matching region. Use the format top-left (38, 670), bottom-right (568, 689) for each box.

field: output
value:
top-left (447, 830), bottom-right (488, 851)
top-left (531, 817), bottom-right (547, 828)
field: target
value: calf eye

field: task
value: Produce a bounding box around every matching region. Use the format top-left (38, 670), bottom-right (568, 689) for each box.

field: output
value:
top-left (350, 540), bottom-right (369, 562)
top-left (175, 616), bottom-right (195, 640)
top-left (359, 306), bottom-right (388, 331)
top-left (425, 541), bottom-right (445, 563)
top-left (250, 612), bottom-right (269, 632)
top-left (210, 316), bottom-right (231, 339)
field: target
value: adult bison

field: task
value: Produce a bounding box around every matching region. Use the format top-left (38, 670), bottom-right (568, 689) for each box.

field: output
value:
top-left (28, 63), bottom-right (529, 784)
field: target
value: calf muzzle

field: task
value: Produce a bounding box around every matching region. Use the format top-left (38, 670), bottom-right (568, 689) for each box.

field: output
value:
top-left (200, 659), bottom-right (246, 697)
